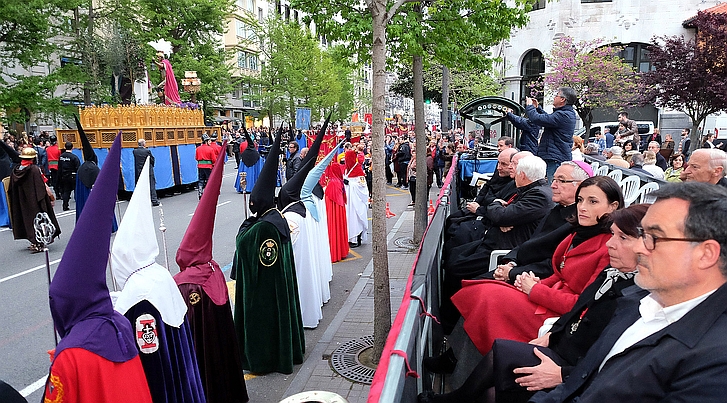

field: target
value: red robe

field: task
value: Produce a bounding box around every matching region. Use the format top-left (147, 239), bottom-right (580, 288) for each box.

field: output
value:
top-left (44, 348), bottom-right (152, 403)
top-left (452, 232), bottom-right (611, 354)
top-left (46, 145), bottom-right (61, 171)
top-left (325, 163), bottom-right (348, 262)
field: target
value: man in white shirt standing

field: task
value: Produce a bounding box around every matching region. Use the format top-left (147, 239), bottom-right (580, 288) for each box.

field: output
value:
top-left (532, 182), bottom-right (727, 403)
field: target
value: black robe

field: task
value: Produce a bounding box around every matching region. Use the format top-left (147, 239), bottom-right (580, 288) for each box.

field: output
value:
top-left (9, 164), bottom-right (60, 244)
top-left (177, 282), bottom-right (249, 403)
top-left (123, 300), bottom-right (206, 403)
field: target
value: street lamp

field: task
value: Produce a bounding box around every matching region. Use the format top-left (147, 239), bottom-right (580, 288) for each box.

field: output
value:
top-left (182, 71), bottom-right (202, 103)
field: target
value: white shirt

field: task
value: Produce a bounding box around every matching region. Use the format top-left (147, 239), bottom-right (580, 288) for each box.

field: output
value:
top-left (599, 290), bottom-right (716, 371)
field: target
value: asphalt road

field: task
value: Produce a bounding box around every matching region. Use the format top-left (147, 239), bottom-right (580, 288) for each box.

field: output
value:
top-left (0, 160), bottom-right (415, 402)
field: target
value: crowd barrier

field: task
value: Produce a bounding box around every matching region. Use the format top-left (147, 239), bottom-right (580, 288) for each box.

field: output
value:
top-left (367, 155), bottom-right (458, 403)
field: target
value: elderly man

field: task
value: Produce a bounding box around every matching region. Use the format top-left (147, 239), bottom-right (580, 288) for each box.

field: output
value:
top-left (604, 146), bottom-right (630, 169)
top-left (490, 161), bottom-right (592, 283)
top-left (532, 182), bottom-right (727, 403)
top-left (444, 148), bottom-right (518, 249)
top-left (680, 148), bottom-right (727, 187)
top-left (441, 155), bottom-right (553, 332)
top-left (647, 141), bottom-right (668, 170)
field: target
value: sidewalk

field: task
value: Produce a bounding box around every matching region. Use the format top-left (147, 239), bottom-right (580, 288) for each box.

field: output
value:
top-left (283, 209), bottom-right (418, 402)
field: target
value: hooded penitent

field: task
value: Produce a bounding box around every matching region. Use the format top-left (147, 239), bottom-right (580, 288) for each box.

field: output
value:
top-left (75, 115), bottom-right (99, 188)
top-left (233, 124), bottom-right (305, 374)
top-left (278, 157), bottom-right (315, 211)
top-left (111, 157), bottom-right (206, 403)
top-left (48, 134), bottom-right (136, 363)
top-left (111, 158), bottom-right (187, 324)
top-left (248, 125), bottom-right (283, 216)
top-left (240, 128), bottom-right (260, 168)
top-left (175, 141), bottom-right (229, 306)
top-left (175, 141), bottom-right (249, 403)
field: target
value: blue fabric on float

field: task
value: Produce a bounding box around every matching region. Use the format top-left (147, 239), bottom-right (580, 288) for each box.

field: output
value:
top-left (177, 144), bottom-right (199, 185)
top-left (0, 180), bottom-right (10, 228)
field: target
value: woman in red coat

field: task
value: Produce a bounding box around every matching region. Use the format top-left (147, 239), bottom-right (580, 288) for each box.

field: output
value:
top-left (451, 176), bottom-right (624, 354)
top-left (325, 162), bottom-right (349, 262)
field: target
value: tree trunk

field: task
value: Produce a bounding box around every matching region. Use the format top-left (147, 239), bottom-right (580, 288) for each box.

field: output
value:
top-left (413, 54), bottom-right (427, 243)
top-left (441, 65), bottom-right (450, 132)
top-left (369, 0), bottom-right (391, 364)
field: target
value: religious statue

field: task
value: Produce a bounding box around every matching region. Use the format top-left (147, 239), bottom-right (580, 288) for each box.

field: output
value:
top-left (154, 51), bottom-right (182, 106)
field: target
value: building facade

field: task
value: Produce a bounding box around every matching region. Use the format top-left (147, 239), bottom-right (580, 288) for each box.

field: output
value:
top-left (494, 0), bottom-right (722, 132)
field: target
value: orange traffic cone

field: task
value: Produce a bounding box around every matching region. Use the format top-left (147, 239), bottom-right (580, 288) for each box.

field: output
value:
top-left (385, 202), bottom-right (396, 218)
top-left (428, 199), bottom-right (435, 216)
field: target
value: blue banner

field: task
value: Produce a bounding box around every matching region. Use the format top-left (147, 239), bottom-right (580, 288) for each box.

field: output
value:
top-left (296, 107), bottom-right (311, 130)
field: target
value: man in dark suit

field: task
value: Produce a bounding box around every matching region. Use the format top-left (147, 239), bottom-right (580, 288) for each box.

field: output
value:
top-left (133, 139), bottom-right (159, 206)
top-left (531, 182), bottom-right (727, 403)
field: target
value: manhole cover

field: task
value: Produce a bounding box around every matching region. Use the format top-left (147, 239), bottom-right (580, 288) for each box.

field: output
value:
top-left (393, 236), bottom-right (417, 250)
top-left (330, 335), bottom-right (376, 384)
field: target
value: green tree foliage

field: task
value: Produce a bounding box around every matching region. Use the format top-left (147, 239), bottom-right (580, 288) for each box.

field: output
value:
top-left (391, 65), bottom-right (502, 107)
top-left (541, 36), bottom-right (639, 133)
top-left (243, 16), bottom-right (353, 128)
top-left (639, 11), bottom-right (727, 151)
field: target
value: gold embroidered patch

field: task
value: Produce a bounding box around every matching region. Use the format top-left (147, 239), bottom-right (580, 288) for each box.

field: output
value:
top-left (44, 374), bottom-right (64, 403)
top-left (189, 292), bottom-right (201, 305)
top-left (259, 238), bottom-right (279, 267)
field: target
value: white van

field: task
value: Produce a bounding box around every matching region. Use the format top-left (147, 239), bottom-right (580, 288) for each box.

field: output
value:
top-left (703, 113), bottom-right (727, 138)
top-left (576, 121), bottom-right (655, 146)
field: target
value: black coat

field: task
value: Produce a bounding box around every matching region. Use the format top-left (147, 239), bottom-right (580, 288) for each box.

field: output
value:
top-left (58, 150), bottom-right (80, 181)
top-left (133, 147), bottom-right (155, 181)
top-left (531, 283), bottom-right (727, 403)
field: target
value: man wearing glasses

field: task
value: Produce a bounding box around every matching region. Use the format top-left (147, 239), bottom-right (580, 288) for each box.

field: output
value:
top-left (532, 182), bottom-right (727, 403)
top-left (525, 88), bottom-right (577, 182)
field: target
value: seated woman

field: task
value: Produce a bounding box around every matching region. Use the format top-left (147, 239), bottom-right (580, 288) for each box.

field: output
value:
top-left (663, 152), bottom-right (684, 183)
top-left (448, 176), bottom-right (624, 357)
top-left (420, 204), bottom-right (649, 403)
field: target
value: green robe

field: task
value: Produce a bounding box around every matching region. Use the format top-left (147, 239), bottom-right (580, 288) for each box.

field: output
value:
top-left (233, 209), bottom-right (305, 374)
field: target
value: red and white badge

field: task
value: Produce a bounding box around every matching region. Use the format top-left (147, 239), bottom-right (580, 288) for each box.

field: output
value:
top-left (135, 314), bottom-right (159, 354)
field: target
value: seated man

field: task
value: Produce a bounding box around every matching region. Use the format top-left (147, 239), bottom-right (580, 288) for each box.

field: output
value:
top-left (532, 182), bottom-right (727, 403)
top-left (681, 148), bottom-right (727, 187)
top-left (441, 155), bottom-right (553, 331)
top-left (604, 146), bottom-right (629, 169)
top-left (487, 161), bottom-right (592, 284)
top-left (444, 148), bottom-right (518, 250)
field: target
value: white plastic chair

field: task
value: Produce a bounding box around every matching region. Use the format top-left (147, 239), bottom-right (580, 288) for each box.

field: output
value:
top-left (595, 165), bottom-right (610, 176)
top-left (607, 169), bottom-right (623, 183)
top-left (489, 250), bottom-right (511, 272)
top-left (469, 171), bottom-right (492, 187)
top-left (590, 161), bottom-right (600, 172)
top-left (620, 176), bottom-right (641, 207)
top-left (638, 182), bottom-right (660, 204)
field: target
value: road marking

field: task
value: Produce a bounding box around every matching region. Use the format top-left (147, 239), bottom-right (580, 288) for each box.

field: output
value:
top-left (345, 249), bottom-right (362, 261)
top-left (20, 376), bottom-right (46, 397)
top-left (386, 193), bottom-right (405, 197)
top-left (0, 227), bottom-right (10, 233)
top-left (0, 259), bottom-right (62, 284)
top-left (188, 200), bottom-right (231, 216)
top-left (243, 373), bottom-right (258, 381)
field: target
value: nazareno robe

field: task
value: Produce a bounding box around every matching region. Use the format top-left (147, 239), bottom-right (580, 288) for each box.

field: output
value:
top-left (123, 300), bottom-right (206, 403)
top-left (325, 163), bottom-right (348, 262)
top-left (232, 209), bottom-right (305, 374)
top-left (9, 163), bottom-right (60, 243)
top-left (234, 157), bottom-right (265, 193)
top-left (44, 348), bottom-right (152, 403)
top-left (176, 281), bottom-right (249, 403)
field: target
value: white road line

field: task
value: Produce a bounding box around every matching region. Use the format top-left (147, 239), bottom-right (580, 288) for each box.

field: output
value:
top-left (0, 259), bottom-right (62, 285)
top-left (0, 227), bottom-right (10, 233)
top-left (20, 376), bottom-right (47, 397)
top-left (188, 200), bottom-right (231, 216)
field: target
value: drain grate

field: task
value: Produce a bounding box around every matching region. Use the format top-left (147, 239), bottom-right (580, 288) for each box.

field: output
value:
top-left (393, 236), bottom-right (417, 250)
top-left (329, 335), bottom-right (376, 384)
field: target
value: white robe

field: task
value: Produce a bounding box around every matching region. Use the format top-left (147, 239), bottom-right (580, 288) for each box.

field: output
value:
top-left (344, 175), bottom-right (369, 243)
top-left (283, 206), bottom-right (324, 328)
top-left (313, 195), bottom-right (332, 303)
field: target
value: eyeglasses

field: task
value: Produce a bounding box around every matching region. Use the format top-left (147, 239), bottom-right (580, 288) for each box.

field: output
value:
top-left (552, 178), bottom-right (580, 185)
top-left (636, 227), bottom-right (707, 251)
top-left (555, 94), bottom-right (565, 99)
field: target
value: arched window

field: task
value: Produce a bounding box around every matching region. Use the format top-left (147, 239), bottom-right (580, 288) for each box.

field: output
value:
top-left (520, 49), bottom-right (545, 103)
